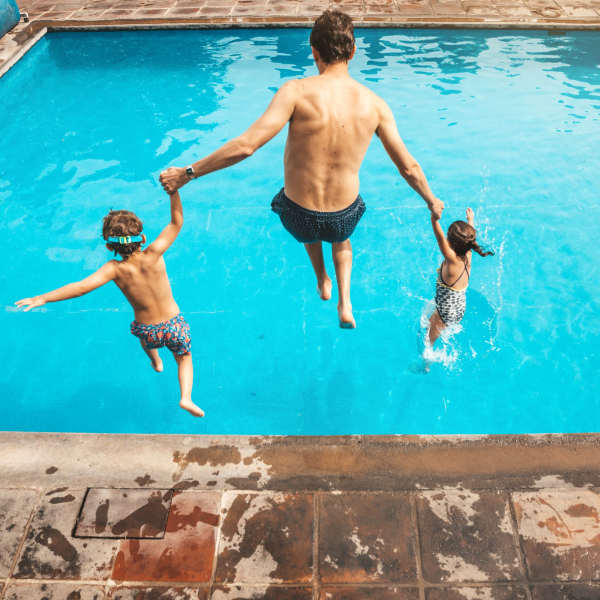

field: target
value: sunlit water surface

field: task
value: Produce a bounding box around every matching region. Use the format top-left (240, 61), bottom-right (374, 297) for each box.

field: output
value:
top-left (1, 29), bottom-right (599, 433)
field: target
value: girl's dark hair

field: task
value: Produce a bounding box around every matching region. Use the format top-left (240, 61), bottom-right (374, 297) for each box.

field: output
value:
top-left (447, 220), bottom-right (494, 258)
top-left (310, 10), bottom-right (355, 65)
top-left (102, 210), bottom-right (143, 258)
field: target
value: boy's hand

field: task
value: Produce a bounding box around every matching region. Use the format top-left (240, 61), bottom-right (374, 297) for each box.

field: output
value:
top-left (15, 296), bottom-right (46, 312)
top-left (428, 197), bottom-right (444, 220)
top-left (466, 207), bottom-right (474, 224)
top-left (159, 167), bottom-right (188, 194)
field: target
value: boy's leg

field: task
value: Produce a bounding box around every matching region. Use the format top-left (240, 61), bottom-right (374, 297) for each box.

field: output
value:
top-left (139, 339), bottom-right (163, 372)
top-left (304, 241), bottom-right (332, 300)
top-left (428, 310), bottom-right (445, 344)
top-left (332, 239), bottom-right (355, 329)
top-left (174, 352), bottom-right (204, 417)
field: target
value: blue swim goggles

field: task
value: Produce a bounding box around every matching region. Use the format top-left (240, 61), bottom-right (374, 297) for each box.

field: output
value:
top-left (107, 235), bottom-right (143, 244)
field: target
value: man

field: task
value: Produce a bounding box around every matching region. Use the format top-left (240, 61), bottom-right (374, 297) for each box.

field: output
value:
top-left (160, 10), bottom-right (443, 329)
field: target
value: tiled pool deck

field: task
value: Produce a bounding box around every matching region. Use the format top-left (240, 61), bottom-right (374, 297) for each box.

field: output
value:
top-left (2, 433), bottom-right (600, 599)
top-left (1, 0), bottom-right (600, 75)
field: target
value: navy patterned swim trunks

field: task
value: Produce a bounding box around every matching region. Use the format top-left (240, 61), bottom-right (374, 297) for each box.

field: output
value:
top-left (271, 188), bottom-right (366, 244)
top-left (130, 313), bottom-right (191, 356)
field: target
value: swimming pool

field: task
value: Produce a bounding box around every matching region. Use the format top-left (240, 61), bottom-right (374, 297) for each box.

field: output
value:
top-left (1, 28), bottom-right (599, 434)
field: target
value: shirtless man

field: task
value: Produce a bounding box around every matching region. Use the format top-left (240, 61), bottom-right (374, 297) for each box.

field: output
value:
top-left (160, 10), bottom-right (443, 328)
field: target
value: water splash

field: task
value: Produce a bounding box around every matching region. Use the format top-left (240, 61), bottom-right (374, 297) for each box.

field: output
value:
top-left (418, 299), bottom-right (461, 369)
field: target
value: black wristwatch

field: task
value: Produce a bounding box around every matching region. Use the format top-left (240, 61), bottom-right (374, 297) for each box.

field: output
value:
top-left (185, 165), bottom-right (195, 179)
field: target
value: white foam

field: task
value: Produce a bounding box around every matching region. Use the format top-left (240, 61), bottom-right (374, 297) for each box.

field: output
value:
top-left (419, 299), bottom-right (460, 368)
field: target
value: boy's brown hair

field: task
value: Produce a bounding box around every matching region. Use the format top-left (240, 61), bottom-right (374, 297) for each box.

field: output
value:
top-left (310, 10), bottom-right (355, 65)
top-left (102, 210), bottom-right (143, 258)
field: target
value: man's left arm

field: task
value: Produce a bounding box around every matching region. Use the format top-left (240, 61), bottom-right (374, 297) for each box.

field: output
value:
top-left (160, 81), bottom-right (298, 193)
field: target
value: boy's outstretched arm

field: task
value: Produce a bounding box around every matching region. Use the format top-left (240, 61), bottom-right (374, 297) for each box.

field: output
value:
top-left (145, 190), bottom-right (183, 257)
top-left (15, 261), bottom-right (117, 312)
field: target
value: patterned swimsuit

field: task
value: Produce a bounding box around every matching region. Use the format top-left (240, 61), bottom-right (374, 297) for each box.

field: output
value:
top-left (130, 313), bottom-right (191, 356)
top-left (435, 260), bottom-right (470, 325)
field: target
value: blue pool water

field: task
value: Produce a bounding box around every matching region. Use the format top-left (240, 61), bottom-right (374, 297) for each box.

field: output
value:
top-left (1, 29), bottom-right (599, 434)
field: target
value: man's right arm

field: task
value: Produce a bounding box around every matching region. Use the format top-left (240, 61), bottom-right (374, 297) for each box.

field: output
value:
top-left (375, 98), bottom-right (443, 218)
top-left (160, 81), bottom-right (298, 193)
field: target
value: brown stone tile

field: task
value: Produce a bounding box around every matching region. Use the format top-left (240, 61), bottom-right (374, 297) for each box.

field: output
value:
top-left (112, 491), bottom-right (220, 582)
top-left (0, 489), bottom-right (39, 577)
top-left (321, 587), bottom-right (420, 599)
top-left (417, 490), bottom-right (522, 583)
top-left (212, 586), bottom-right (312, 600)
top-left (426, 588), bottom-right (528, 600)
top-left (74, 488), bottom-right (171, 539)
top-left (13, 490), bottom-right (118, 580)
top-left (215, 492), bottom-right (313, 584)
top-left (133, 8), bottom-right (171, 16)
top-left (561, 5), bottom-right (598, 14)
top-left (513, 490), bottom-right (600, 581)
top-left (110, 587), bottom-right (208, 599)
top-left (529, 5), bottom-right (564, 15)
top-left (36, 10), bottom-right (77, 18)
top-left (430, 0), bottom-right (465, 13)
top-left (319, 493), bottom-right (417, 584)
top-left (198, 5), bottom-right (233, 13)
top-left (4, 583), bottom-right (106, 600)
top-left (531, 585), bottom-right (600, 600)
top-left (388, 2), bottom-right (433, 14)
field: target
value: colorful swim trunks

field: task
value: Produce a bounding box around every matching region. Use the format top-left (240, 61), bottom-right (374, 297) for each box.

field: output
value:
top-left (130, 313), bottom-right (191, 356)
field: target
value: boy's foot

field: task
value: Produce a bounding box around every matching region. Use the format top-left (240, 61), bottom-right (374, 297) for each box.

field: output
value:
top-left (338, 304), bottom-right (356, 329)
top-left (180, 398), bottom-right (205, 417)
top-left (317, 277), bottom-right (332, 301)
top-left (150, 355), bottom-right (163, 372)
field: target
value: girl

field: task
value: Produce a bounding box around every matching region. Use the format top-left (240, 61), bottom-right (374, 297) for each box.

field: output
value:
top-left (429, 207), bottom-right (493, 344)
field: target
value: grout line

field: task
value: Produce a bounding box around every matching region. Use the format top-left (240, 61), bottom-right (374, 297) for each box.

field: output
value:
top-left (5, 489), bottom-right (44, 583)
top-left (507, 489), bottom-right (533, 598)
top-left (208, 489), bottom-right (226, 593)
top-left (410, 492), bottom-right (426, 600)
top-left (313, 492), bottom-right (320, 600)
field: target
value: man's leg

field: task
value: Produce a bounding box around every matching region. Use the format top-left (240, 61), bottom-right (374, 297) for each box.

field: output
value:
top-left (174, 352), bottom-right (204, 417)
top-left (304, 241), bottom-right (332, 301)
top-left (332, 239), bottom-right (356, 329)
top-left (139, 339), bottom-right (163, 372)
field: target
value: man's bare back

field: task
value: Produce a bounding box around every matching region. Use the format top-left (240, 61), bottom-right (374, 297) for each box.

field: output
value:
top-left (283, 69), bottom-right (381, 211)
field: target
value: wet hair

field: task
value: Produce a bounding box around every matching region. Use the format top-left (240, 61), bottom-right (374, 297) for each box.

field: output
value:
top-left (102, 210), bottom-right (143, 258)
top-left (447, 220), bottom-right (494, 258)
top-left (310, 10), bottom-right (355, 65)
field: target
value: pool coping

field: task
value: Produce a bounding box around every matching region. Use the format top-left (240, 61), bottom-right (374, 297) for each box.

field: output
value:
top-left (2, 12), bottom-right (600, 79)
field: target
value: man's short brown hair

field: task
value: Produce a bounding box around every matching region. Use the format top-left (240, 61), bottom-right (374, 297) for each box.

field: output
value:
top-left (310, 10), bottom-right (355, 65)
top-left (102, 210), bottom-right (143, 258)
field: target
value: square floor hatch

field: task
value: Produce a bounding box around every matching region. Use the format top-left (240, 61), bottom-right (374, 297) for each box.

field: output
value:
top-left (73, 488), bottom-right (172, 539)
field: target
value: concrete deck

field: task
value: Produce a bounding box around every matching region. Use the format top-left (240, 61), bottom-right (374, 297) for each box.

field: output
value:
top-left (2, 433), bottom-right (600, 599)
top-left (1, 0), bottom-right (600, 78)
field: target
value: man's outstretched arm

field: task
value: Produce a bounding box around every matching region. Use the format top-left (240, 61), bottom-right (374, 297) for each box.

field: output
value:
top-left (375, 99), bottom-right (443, 218)
top-left (160, 81), bottom-right (298, 193)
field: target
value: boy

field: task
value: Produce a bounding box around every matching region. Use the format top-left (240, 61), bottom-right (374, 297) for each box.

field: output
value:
top-left (15, 191), bottom-right (203, 417)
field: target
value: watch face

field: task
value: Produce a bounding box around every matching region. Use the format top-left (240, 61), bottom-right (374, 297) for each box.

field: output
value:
top-left (186, 166), bottom-right (194, 177)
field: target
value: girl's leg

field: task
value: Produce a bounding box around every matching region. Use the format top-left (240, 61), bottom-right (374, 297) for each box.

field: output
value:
top-left (174, 352), bottom-right (204, 417)
top-left (139, 339), bottom-right (163, 372)
top-left (428, 310), bottom-right (445, 345)
top-left (304, 241), bottom-right (332, 300)
top-left (332, 239), bottom-right (355, 328)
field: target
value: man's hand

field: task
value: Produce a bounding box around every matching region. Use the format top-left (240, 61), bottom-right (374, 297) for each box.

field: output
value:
top-left (15, 296), bottom-right (46, 312)
top-left (428, 198), bottom-right (444, 220)
top-left (466, 207), bottom-right (474, 225)
top-left (159, 167), bottom-right (188, 194)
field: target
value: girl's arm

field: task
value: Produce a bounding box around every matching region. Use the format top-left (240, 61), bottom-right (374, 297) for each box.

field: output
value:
top-left (145, 190), bottom-right (183, 258)
top-left (15, 261), bottom-right (117, 312)
top-left (431, 213), bottom-right (456, 261)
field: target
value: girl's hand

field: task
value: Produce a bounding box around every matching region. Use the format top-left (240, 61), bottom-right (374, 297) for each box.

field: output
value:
top-left (466, 207), bottom-right (474, 224)
top-left (15, 296), bottom-right (46, 312)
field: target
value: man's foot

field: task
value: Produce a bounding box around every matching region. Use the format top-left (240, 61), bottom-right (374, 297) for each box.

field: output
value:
top-left (317, 277), bottom-right (332, 301)
top-left (150, 355), bottom-right (163, 372)
top-left (338, 304), bottom-right (356, 329)
top-left (180, 398), bottom-right (205, 417)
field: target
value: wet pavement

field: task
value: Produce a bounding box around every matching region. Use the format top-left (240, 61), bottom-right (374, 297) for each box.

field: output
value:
top-left (2, 433), bottom-right (600, 598)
